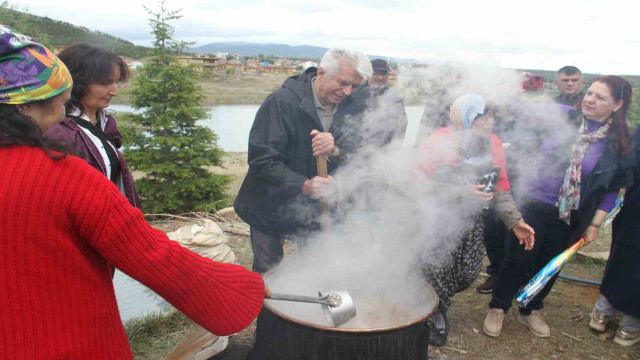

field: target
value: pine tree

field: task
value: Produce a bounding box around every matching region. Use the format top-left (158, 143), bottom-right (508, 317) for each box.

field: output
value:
top-left (121, 0), bottom-right (230, 214)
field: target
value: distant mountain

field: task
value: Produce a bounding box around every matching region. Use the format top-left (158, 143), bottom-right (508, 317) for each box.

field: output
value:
top-left (188, 42), bottom-right (329, 58)
top-left (0, 7), bottom-right (150, 59)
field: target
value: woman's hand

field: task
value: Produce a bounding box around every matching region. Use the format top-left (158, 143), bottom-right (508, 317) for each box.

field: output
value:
top-left (470, 184), bottom-right (494, 201)
top-left (583, 209), bottom-right (606, 246)
top-left (264, 285), bottom-right (272, 298)
top-left (512, 220), bottom-right (535, 251)
top-left (582, 225), bottom-right (600, 246)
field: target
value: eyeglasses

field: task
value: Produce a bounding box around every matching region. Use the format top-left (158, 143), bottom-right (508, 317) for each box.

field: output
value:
top-left (372, 71), bottom-right (389, 78)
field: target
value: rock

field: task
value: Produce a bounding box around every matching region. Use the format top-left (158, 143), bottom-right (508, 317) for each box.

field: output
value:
top-left (597, 331), bottom-right (615, 341)
top-left (215, 207), bottom-right (238, 220)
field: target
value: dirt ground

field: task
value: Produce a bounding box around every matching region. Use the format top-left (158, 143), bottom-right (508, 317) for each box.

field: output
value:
top-left (114, 73), bottom-right (289, 106)
top-left (200, 234), bottom-right (637, 360)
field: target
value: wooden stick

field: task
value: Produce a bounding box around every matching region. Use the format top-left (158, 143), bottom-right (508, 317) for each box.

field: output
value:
top-left (562, 332), bottom-right (586, 344)
top-left (441, 346), bottom-right (468, 354)
top-left (316, 155), bottom-right (331, 231)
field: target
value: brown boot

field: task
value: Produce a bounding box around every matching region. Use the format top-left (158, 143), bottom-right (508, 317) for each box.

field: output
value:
top-left (475, 277), bottom-right (495, 294)
top-left (483, 308), bottom-right (505, 337)
top-left (516, 310), bottom-right (550, 338)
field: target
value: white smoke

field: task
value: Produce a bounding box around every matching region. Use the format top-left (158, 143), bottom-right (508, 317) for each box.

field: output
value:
top-left (265, 62), bottom-right (577, 329)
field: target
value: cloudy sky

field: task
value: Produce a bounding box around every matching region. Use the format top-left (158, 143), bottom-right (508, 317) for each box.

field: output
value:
top-left (21, 0), bottom-right (638, 75)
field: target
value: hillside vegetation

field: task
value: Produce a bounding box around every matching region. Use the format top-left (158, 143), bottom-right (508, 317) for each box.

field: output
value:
top-left (0, 4), bottom-right (150, 58)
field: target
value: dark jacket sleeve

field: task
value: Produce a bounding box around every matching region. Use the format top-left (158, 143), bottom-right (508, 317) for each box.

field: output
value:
top-left (609, 151), bottom-right (635, 191)
top-left (248, 95), bottom-right (308, 198)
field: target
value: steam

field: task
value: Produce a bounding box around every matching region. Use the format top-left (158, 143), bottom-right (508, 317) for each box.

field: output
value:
top-left (264, 63), bottom-right (577, 329)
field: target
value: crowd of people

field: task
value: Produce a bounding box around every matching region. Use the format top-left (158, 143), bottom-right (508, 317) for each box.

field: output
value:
top-left (236, 47), bottom-right (639, 349)
top-left (1, 24), bottom-right (638, 358)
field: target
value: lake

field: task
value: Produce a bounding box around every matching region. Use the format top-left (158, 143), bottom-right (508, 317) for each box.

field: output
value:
top-left (109, 104), bottom-right (425, 152)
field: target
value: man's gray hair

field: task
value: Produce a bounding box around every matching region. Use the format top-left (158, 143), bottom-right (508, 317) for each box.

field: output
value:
top-left (319, 48), bottom-right (372, 79)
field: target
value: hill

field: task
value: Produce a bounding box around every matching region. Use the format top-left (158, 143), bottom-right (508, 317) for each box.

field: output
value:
top-left (0, 6), bottom-right (150, 59)
top-left (188, 41), bottom-right (329, 59)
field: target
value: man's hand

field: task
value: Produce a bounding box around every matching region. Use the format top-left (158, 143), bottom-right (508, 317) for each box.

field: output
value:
top-left (302, 176), bottom-right (335, 199)
top-left (310, 129), bottom-right (339, 157)
top-left (512, 220), bottom-right (535, 251)
top-left (470, 184), bottom-right (494, 201)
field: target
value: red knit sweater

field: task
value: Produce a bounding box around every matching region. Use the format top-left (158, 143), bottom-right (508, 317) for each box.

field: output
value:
top-left (0, 145), bottom-right (264, 359)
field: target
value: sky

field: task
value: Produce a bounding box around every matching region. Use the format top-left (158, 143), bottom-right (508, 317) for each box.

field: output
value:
top-left (20, 0), bottom-right (640, 75)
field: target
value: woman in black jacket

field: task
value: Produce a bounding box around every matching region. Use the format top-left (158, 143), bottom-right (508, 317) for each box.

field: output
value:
top-left (589, 125), bottom-right (640, 347)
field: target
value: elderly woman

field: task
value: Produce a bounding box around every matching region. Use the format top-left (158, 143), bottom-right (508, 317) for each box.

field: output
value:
top-left (589, 125), bottom-right (640, 347)
top-left (45, 43), bottom-right (139, 207)
top-left (0, 27), bottom-right (267, 358)
top-left (484, 76), bottom-right (634, 339)
top-left (416, 94), bottom-right (534, 345)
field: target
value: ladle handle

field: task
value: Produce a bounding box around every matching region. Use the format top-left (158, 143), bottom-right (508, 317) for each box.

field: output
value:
top-left (316, 155), bottom-right (328, 178)
top-left (267, 293), bottom-right (333, 306)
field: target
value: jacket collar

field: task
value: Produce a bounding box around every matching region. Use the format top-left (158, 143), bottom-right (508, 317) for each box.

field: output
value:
top-left (284, 67), bottom-right (323, 129)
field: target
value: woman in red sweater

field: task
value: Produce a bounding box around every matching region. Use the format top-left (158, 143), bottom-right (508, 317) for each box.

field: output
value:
top-left (0, 27), bottom-right (267, 359)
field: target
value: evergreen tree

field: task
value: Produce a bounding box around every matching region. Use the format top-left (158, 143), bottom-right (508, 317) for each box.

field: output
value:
top-left (121, 0), bottom-right (230, 213)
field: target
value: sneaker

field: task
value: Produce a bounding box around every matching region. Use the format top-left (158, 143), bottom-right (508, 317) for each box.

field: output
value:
top-left (427, 303), bottom-right (449, 346)
top-left (516, 310), bottom-right (550, 338)
top-left (613, 327), bottom-right (640, 347)
top-left (475, 277), bottom-right (495, 294)
top-left (483, 308), bottom-right (505, 337)
top-left (589, 308), bottom-right (611, 332)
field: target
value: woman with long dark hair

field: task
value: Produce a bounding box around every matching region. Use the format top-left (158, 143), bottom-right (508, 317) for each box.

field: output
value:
top-left (483, 76), bottom-right (634, 339)
top-left (0, 27), bottom-right (267, 359)
top-left (45, 43), bottom-right (139, 207)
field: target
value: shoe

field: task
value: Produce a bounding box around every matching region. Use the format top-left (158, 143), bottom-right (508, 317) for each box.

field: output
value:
top-left (589, 308), bottom-right (611, 332)
top-left (483, 308), bottom-right (504, 337)
top-left (475, 277), bottom-right (495, 294)
top-left (427, 303), bottom-right (449, 346)
top-left (613, 327), bottom-right (640, 347)
top-left (516, 310), bottom-right (550, 338)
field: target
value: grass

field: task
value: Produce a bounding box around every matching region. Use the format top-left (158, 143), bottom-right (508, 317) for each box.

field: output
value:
top-left (125, 311), bottom-right (197, 359)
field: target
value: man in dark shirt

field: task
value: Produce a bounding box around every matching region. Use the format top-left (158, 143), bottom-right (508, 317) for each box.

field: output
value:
top-left (234, 48), bottom-right (372, 273)
top-left (344, 58), bottom-right (408, 151)
top-left (554, 66), bottom-right (584, 109)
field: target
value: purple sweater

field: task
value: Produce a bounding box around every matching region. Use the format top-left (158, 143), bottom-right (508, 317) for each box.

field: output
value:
top-left (528, 119), bottom-right (617, 212)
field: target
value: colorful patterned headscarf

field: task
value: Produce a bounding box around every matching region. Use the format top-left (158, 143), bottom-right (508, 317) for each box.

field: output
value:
top-left (0, 25), bottom-right (72, 104)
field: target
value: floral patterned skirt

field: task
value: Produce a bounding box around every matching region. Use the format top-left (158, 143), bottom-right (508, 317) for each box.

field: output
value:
top-left (422, 216), bottom-right (485, 308)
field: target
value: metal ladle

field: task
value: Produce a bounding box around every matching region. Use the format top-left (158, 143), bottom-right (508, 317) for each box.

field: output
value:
top-left (266, 290), bottom-right (356, 327)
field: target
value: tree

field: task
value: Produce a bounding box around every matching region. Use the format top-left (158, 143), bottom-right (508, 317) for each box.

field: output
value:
top-left (120, 0), bottom-right (231, 214)
top-left (0, 2), bottom-right (51, 47)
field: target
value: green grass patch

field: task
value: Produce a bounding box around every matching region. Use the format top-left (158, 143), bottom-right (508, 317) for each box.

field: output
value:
top-left (125, 310), bottom-right (197, 359)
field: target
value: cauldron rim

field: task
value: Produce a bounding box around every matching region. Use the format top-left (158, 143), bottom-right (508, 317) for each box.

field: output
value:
top-left (263, 284), bottom-right (438, 333)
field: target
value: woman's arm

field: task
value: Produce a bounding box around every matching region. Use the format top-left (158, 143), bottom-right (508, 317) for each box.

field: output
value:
top-left (70, 165), bottom-right (265, 335)
top-left (493, 191), bottom-right (535, 250)
top-left (582, 209), bottom-right (607, 246)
